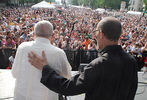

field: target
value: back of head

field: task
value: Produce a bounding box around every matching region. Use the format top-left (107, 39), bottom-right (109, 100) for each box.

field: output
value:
top-left (34, 20), bottom-right (53, 38)
top-left (97, 17), bottom-right (122, 42)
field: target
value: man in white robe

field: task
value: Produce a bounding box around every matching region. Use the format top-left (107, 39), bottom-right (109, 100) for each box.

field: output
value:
top-left (11, 20), bottom-right (72, 100)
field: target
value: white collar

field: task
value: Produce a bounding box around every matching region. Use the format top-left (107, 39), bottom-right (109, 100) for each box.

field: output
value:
top-left (35, 37), bottom-right (51, 44)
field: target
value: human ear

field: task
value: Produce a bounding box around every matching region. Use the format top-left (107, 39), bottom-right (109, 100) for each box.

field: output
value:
top-left (100, 31), bottom-right (104, 39)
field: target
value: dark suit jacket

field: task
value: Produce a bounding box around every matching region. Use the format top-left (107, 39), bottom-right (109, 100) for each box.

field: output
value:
top-left (41, 45), bottom-right (138, 100)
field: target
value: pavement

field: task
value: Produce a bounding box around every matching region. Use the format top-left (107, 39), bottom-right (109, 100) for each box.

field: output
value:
top-left (135, 72), bottom-right (147, 100)
top-left (0, 70), bottom-right (147, 100)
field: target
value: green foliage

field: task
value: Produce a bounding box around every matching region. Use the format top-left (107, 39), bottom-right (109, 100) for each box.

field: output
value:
top-left (18, 0), bottom-right (42, 4)
top-left (71, 0), bottom-right (79, 5)
top-left (143, 0), bottom-right (147, 10)
top-left (143, 0), bottom-right (147, 4)
top-left (46, 0), bottom-right (55, 3)
top-left (71, 0), bottom-right (130, 9)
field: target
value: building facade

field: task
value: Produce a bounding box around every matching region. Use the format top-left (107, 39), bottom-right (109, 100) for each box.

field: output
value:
top-left (0, 0), bottom-right (19, 6)
top-left (129, 0), bottom-right (143, 11)
top-left (120, 1), bottom-right (126, 11)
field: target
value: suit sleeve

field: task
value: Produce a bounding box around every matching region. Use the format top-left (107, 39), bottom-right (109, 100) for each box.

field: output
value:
top-left (11, 46), bottom-right (23, 78)
top-left (41, 60), bottom-right (101, 96)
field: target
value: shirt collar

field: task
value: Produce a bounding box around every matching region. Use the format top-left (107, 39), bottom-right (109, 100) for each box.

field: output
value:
top-left (35, 37), bottom-right (51, 44)
top-left (100, 45), bottom-right (123, 55)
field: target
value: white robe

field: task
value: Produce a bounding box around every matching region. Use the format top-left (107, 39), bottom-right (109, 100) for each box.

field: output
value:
top-left (11, 37), bottom-right (72, 100)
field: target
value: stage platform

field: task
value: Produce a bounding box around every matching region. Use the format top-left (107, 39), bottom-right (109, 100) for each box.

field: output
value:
top-left (0, 70), bottom-right (147, 100)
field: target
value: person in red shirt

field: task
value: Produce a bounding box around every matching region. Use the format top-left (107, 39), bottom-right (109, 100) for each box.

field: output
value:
top-left (83, 36), bottom-right (91, 50)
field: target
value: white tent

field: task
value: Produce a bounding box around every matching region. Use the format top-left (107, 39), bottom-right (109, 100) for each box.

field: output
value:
top-left (70, 5), bottom-right (85, 9)
top-left (95, 8), bottom-right (105, 13)
top-left (70, 5), bottom-right (92, 10)
top-left (31, 1), bottom-right (55, 9)
top-left (127, 11), bottom-right (142, 15)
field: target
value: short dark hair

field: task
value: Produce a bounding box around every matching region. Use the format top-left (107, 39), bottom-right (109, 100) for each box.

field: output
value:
top-left (98, 17), bottom-right (122, 41)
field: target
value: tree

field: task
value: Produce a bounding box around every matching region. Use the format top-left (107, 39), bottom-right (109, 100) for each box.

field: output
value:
top-left (89, 0), bottom-right (99, 9)
top-left (71, 0), bottom-right (130, 9)
top-left (19, 0), bottom-right (42, 4)
top-left (46, 0), bottom-right (55, 3)
top-left (143, 0), bottom-right (147, 10)
top-left (97, 0), bottom-right (121, 9)
top-left (71, 0), bottom-right (79, 5)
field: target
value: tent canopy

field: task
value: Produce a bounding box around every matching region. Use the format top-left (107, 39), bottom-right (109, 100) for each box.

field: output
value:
top-left (70, 5), bottom-right (91, 9)
top-left (31, 1), bottom-right (55, 9)
top-left (95, 8), bottom-right (105, 12)
top-left (127, 11), bottom-right (142, 15)
top-left (95, 8), bottom-right (106, 13)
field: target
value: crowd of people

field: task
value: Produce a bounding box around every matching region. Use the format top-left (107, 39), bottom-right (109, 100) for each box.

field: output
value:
top-left (0, 6), bottom-right (147, 70)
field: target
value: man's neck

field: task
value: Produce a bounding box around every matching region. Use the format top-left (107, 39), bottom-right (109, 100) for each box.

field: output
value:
top-left (100, 40), bottom-right (118, 50)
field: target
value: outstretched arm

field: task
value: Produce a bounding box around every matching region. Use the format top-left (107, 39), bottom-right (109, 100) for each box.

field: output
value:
top-left (28, 51), bottom-right (99, 96)
top-left (41, 64), bottom-right (86, 96)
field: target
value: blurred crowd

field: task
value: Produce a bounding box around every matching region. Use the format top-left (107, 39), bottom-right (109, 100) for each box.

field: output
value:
top-left (0, 7), bottom-right (100, 51)
top-left (0, 7), bottom-right (147, 69)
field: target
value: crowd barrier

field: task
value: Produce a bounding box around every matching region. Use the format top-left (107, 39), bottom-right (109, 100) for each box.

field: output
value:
top-left (0, 48), bottom-right (146, 71)
top-left (0, 49), bottom-right (16, 69)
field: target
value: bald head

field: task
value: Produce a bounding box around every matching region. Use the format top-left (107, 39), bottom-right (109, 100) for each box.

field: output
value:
top-left (34, 20), bottom-right (53, 38)
top-left (97, 17), bottom-right (122, 41)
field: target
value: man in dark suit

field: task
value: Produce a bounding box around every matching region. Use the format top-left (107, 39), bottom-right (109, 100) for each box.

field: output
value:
top-left (28, 17), bottom-right (138, 100)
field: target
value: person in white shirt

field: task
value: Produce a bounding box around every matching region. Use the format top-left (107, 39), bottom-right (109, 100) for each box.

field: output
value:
top-left (9, 51), bottom-right (16, 67)
top-left (11, 20), bottom-right (72, 100)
